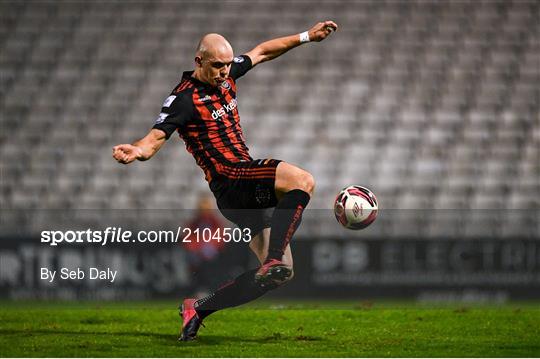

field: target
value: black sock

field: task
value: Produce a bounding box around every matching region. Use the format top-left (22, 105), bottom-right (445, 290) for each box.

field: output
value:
top-left (194, 269), bottom-right (275, 319)
top-left (267, 189), bottom-right (310, 261)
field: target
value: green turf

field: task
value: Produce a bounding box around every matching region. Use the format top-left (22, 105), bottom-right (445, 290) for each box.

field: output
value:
top-left (0, 301), bottom-right (539, 357)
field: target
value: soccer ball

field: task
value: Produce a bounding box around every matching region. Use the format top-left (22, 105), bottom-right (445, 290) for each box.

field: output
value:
top-left (334, 185), bottom-right (378, 230)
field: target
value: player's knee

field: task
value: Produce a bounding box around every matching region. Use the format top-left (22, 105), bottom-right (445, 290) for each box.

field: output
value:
top-left (296, 171), bottom-right (315, 196)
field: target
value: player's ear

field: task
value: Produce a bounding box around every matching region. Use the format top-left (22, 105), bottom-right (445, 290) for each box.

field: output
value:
top-left (195, 56), bottom-right (203, 67)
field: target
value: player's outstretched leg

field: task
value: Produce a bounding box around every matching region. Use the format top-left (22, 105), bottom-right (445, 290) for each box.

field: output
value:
top-left (179, 229), bottom-right (294, 341)
top-left (255, 162), bottom-right (313, 283)
top-left (179, 269), bottom-right (271, 341)
top-left (179, 268), bottom-right (271, 341)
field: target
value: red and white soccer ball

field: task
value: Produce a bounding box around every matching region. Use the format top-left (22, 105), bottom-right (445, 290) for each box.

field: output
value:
top-left (334, 185), bottom-right (379, 230)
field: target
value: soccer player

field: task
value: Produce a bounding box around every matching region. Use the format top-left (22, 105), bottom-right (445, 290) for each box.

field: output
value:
top-left (112, 20), bottom-right (338, 341)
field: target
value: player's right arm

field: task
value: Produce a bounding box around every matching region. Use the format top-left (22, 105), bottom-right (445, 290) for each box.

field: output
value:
top-left (113, 92), bottom-right (192, 165)
top-left (113, 129), bottom-right (166, 164)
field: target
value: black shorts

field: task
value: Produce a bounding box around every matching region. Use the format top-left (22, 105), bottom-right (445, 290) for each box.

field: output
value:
top-left (210, 159), bottom-right (282, 236)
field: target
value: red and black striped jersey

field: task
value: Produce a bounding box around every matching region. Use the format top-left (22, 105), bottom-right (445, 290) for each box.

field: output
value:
top-left (153, 55), bottom-right (253, 183)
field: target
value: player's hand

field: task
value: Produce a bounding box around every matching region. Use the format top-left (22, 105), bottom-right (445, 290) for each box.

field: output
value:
top-left (308, 20), bottom-right (338, 42)
top-left (112, 144), bottom-right (142, 164)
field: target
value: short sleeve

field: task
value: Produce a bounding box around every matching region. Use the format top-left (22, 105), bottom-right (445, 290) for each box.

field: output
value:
top-left (229, 55), bottom-right (253, 80)
top-left (152, 94), bottom-right (192, 139)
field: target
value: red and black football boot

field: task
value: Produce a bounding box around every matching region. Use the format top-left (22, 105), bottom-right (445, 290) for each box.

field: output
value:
top-left (254, 258), bottom-right (293, 286)
top-left (179, 298), bottom-right (204, 341)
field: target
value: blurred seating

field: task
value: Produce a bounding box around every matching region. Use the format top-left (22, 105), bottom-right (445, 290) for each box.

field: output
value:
top-left (0, 0), bottom-right (538, 238)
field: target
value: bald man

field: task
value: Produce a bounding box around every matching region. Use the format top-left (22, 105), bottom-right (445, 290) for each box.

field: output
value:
top-left (113, 20), bottom-right (338, 341)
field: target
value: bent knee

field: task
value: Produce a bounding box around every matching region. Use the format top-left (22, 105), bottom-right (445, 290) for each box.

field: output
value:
top-left (276, 163), bottom-right (316, 196)
top-left (297, 171), bottom-right (315, 196)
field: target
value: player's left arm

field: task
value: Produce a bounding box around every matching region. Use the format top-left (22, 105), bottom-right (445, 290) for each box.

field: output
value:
top-left (245, 20), bottom-right (338, 66)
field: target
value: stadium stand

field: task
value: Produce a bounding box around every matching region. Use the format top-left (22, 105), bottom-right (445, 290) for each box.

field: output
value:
top-left (0, 0), bottom-right (538, 237)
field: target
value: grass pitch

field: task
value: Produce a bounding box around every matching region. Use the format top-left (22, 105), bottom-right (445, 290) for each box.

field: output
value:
top-left (0, 300), bottom-right (539, 357)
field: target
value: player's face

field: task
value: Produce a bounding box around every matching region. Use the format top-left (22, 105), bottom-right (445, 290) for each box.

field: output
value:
top-left (198, 48), bottom-right (234, 87)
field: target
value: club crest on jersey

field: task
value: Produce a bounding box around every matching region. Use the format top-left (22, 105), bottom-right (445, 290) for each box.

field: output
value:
top-left (233, 56), bottom-right (244, 63)
top-left (220, 81), bottom-right (231, 90)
